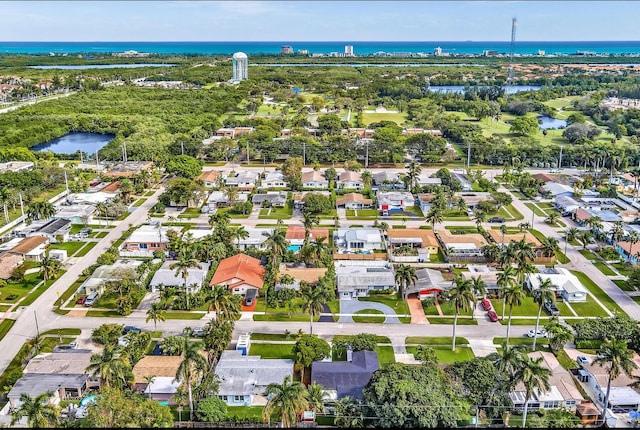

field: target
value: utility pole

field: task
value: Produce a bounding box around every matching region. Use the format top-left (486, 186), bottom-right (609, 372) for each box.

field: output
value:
top-left (365, 140), bottom-right (369, 168)
top-left (302, 141), bottom-right (306, 166)
top-left (19, 193), bottom-right (24, 219)
top-left (558, 146), bottom-right (563, 170)
top-left (507, 17), bottom-right (517, 91)
top-left (467, 142), bottom-right (472, 169)
top-left (181, 141), bottom-right (184, 155)
top-left (34, 311), bottom-right (40, 337)
top-left (64, 170), bottom-right (69, 194)
top-left (246, 141), bottom-right (250, 166)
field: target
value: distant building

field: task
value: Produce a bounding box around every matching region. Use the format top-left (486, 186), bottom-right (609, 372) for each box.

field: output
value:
top-left (345, 45), bottom-right (354, 56)
top-left (281, 45), bottom-right (293, 55)
top-left (232, 52), bottom-right (249, 82)
top-left (434, 47), bottom-right (442, 56)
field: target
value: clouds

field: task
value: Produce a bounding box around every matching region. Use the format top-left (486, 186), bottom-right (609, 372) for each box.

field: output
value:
top-left (0, 1), bottom-right (637, 42)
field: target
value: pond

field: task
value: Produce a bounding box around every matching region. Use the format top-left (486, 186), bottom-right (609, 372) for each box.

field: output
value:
top-left (427, 85), bottom-right (543, 94)
top-left (31, 132), bottom-right (115, 154)
top-left (537, 115), bottom-right (567, 130)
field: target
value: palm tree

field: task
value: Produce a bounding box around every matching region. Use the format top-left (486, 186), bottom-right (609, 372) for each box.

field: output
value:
top-left (310, 236), bottom-right (329, 267)
top-left (394, 264), bottom-right (417, 301)
top-left (545, 211), bottom-right (560, 225)
top-left (145, 302), bottom-right (166, 330)
top-left (10, 392), bottom-right (59, 428)
top-left (230, 225), bottom-right (249, 249)
top-left (594, 338), bottom-right (638, 424)
top-left (531, 277), bottom-right (556, 351)
top-left (447, 275), bottom-right (475, 351)
top-left (565, 226), bottom-right (579, 243)
top-left (306, 383), bottom-right (329, 414)
top-left (39, 256), bottom-right (61, 282)
top-left (490, 341), bottom-right (526, 383)
top-left (519, 356), bottom-right (552, 427)
top-left (175, 337), bottom-right (208, 421)
top-left (497, 265), bottom-right (517, 320)
top-left (502, 283), bottom-right (526, 345)
top-left (578, 229), bottom-right (593, 249)
top-left (627, 231), bottom-right (640, 262)
top-left (86, 348), bottom-right (131, 389)
top-left (302, 212), bottom-right (319, 245)
top-left (473, 210), bottom-right (487, 230)
top-left (406, 161), bottom-right (422, 191)
top-left (206, 284), bottom-right (241, 321)
top-left (361, 170), bottom-right (372, 189)
top-left (540, 237), bottom-right (560, 259)
top-left (300, 286), bottom-right (328, 335)
top-left (169, 250), bottom-right (200, 310)
top-left (585, 215), bottom-right (603, 233)
top-left (425, 206), bottom-right (443, 230)
top-left (263, 228), bottom-right (288, 267)
top-left (499, 224), bottom-right (508, 246)
top-left (262, 375), bottom-right (309, 428)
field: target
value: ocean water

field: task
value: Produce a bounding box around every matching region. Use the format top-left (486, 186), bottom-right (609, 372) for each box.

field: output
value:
top-left (2, 41), bottom-right (640, 56)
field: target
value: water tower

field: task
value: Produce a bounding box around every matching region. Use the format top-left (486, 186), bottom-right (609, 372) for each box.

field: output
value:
top-left (232, 52), bottom-right (248, 81)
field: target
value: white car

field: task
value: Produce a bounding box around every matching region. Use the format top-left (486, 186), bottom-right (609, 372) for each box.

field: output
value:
top-left (527, 329), bottom-right (548, 338)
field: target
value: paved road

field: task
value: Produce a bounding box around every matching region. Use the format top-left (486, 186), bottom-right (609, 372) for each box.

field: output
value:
top-left (338, 299), bottom-right (401, 324)
top-left (0, 92), bottom-right (75, 114)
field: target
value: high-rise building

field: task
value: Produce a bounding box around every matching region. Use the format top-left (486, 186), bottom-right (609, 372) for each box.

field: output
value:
top-left (434, 47), bottom-right (442, 56)
top-left (281, 45), bottom-right (293, 54)
top-left (345, 45), bottom-right (354, 56)
top-left (232, 52), bottom-right (248, 81)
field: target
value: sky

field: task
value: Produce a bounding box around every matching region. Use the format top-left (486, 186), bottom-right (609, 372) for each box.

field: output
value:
top-left (0, 1), bottom-right (638, 42)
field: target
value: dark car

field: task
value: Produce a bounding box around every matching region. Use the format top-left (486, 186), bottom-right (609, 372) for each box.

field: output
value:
top-left (124, 325), bottom-right (142, 334)
top-left (76, 295), bottom-right (87, 305)
top-left (487, 310), bottom-right (499, 322)
top-left (544, 300), bottom-right (560, 316)
top-left (480, 299), bottom-right (492, 311)
top-left (488, 217), bottom-right (505, 223)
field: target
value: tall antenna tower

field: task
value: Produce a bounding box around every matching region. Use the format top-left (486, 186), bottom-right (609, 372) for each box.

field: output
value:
top-left (507, 17), bottom-right (517, 88)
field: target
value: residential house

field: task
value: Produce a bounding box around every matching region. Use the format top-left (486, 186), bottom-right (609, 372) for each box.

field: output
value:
top-left (226, 171), bottom-right (259, 191)
top-left (554, 195), bottom-right (584, 214)
top-left (293, 191), bottom-right (331, 209)
top-left (526, 267), bottom-right (588, 302)
top-left (436, 229), bottom-right (488, 263)
top-left (336, 193), bottom-right (373, 210)
top-left (311, 350), bottom-right (379, 402)
top-left (372, 171), bottom-right (403, 189)
top-left (334, 228), bottom-right (383, 254)
top-left (199, 170), bottom-right (222, 188)
top-left (0, 161), bottom-right (34, 173)
top-left (335, 260), bottom-right (395, 298)
top-left (13, 218), bottom-right (71, 243)
top-left (411, 268), bottom-right (451, 298)
top-left (251, 191), bottom-right (287, 208)
top-left (346, 128), bottom-right (375, 139)
top-left (0, 253), bottom-right (23, 280)
top-left (78, 259), bottom-right (144, 295)
top-left (302, 171), bottom-right (329, 189)
top-left (543, 181), bottom-right (574, 198)
top-left (149, 260), bottom-right (210, 293)
top-left (66, 192), bottom-right (116, 206)
top-left (234, 227), bottom-right (273, 251)
top-left (275, 263), bottom-right (328, 291)
top-left (402, 128), bottom-right (443, 137)
top-left (416, 193), bottom-right (436, 213)
top-left (510, 351), bottom-right (584, 413)
top-left (337, 171), bottom-right (364, 190)
top-left (461, 265), bottom-right (500, 294)
top-left (285, 225), bottom-right (329, 253)
top-left (455, 192), bottom-right (493, 210)
top-left (132, 356), bottom-right (183, 401)
top-left (210, 253), bottom-right (266, 296)
top-left (215, 350), bottom-right (294, 406)
top-left (215, 127), bottom-right (254, 139)
top-left (377, 191), bottom-right (416, 213)
top-left (53, 204), bottom-right (96, 225)
top-left (616, 240), bottom-right (640, 264)
top-left (387, 228), bottom-right (439, 262)
top-left (121, 225), bottom-right (172, 257)
top-left (416, 174), bottom-right (442, 187)
top-left (7, 236), bottom-right (49, 262)
top-left (486, 230), bottom-right (553, 263)
top-left (261, 171), bottom-right (288, 188)
top-left (452, 172), bottom-right (472, 191)
top-left (103, 161), bottom-right (154, 179)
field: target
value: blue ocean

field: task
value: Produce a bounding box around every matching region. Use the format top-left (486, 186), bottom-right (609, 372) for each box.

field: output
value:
top-left (1, 41), bottom-right (640, 56)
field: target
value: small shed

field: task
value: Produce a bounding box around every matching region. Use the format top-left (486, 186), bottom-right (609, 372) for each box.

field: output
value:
top-left (49, 250), bottom-right (67, 263)
top-left (236, 334), bottom-right (251, 356)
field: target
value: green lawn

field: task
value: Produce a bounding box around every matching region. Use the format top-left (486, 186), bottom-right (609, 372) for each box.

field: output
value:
top-left (569, 297), bottom-right (609, 317)
top-left (332, 334), bottom-right (391, 344)
top-left (358, 295), bottom-right (410, 316)
top-left (253, 313), bottom-right (317, 322)
top-left (492, 296), bottom-right (545, 317)
top-left (352, 309), bottom-right (385, 323)
top-left (346, 209), bottom-right (379, 218)
top-left (215, 207), bottom-right (251, 219)
top-left (375, 345), bottom-right (396, 365)
top-left (41, 328), bottom-right (81, 336)
top-left (427, 317), bottom-right (478, 325)
top-left (250, 333), bottom-right (295, 341)
top-left (227, 406), bottom-right (264, 422)
top-left (258, 206), bottom-right (293, 220)
top-left (593, 261), bottom-right (617, 276)
top-left (524, 203), bottom-right (546, 217)
top-left (0, 319), bottom-right (15, 342)
top-left (48, 241), bottom-right (85, 257)
top-left (405, 336), bottom-right (469, 345)
top-left (361, 111), bottom-right (408, 126)
top-left (423, 300), bottom-right (473, 317)
top-left (0, 273), bottom-right (43, 303)
top-left (163, 311), bottom-right (205, 320)
top-left (579, 249), bottom-right (597, 260)
top-left (19, 275), bottom-right (61, 307)
top-left (613, 279), bottom-right (634, 292)
top-left (85, 310), bottom-right (124, 317)
top-left (406, 345), bottom-right (475, 364)
top-left (75, 242), bottom-right (98, 257)
top-left (132, 198), bottom-right (147, 207)
top-left (571, 270), bottom-right (624, 315)
top-left (249, 343), bottom-right (294, 360)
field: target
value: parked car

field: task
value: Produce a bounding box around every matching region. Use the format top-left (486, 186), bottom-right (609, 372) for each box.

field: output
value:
top-left (487, 310), bottom-right (499, 322)
top-left (192, 327), bottom-right (205, 337)
top-left (480, 299), bottom-right (492, 311)
top-left (124, 325), bottom-right (142, 334)
top-left (527, 329), bottom-right (548, 338)
top-left (576, 355), bottom-right (590, 366)
top-left (76, 295), bottom-right (87, 305)
top-left (488, 217), bottom-right (505, 223)
top-left (117, 336), bottom-right (130, 347)
top-left (544, 300), bottom-right (560, 316)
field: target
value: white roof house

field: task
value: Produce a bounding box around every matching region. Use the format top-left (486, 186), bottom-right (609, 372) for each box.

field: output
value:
top-left (236, 227), bottom-right (274, 251)
top-left (526, 267), bottom-right (588, 302)
top-left (121, 224), bottom-right (178, 257)
top-left (149, 260), bottom-right (210, 293)
top-left (78, 259), bottom-right (144, 295)
top-left (333, 228), bottom-right (383, 254)
top-left (377, 191), bottom-right (415, 211)
top-left (261, 171), bottom-right (288, 188)
top-left (66, 192), bottom-right (116, 205)
top-left (335, 260), bottom-right (396, 298)
top-left (543, 181), bottom-right (574, 197)
top-left (214, 350), bottom-right (294, 407)
top-left (53, 204), bottom-right (96, 225)
top-left (226, 171), bottom-right (259, 188)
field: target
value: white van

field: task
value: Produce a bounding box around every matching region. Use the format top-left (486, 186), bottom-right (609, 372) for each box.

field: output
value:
top-left (84, 292), bottom-right (99, 307)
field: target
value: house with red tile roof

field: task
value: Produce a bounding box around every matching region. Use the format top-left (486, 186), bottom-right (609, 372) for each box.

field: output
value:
top-left (210, 253), bottom-right (265, 296)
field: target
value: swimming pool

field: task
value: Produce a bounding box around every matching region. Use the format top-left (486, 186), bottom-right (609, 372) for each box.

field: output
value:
top-left (287, 245), bottom-right (301, 252)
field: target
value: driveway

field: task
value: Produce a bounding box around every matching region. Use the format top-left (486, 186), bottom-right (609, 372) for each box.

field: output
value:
top-left (338, 299), bottom-right (401, 324)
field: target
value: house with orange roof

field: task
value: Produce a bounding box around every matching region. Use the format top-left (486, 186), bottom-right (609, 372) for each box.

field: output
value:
top-left (336, 193), bottom-right (372, 210)
top-left (7, 236), bottom-right (49, 262)
top-left (199, 170), bottom-right (222, 188)
top-left (387, 228), bottom-right (439, 262)
top-left (210, 253), bottom-right (266, 297)
top-left (285, 225), bottom-right (329, 252)
top-left (337, 171), bottom-right (364, 190)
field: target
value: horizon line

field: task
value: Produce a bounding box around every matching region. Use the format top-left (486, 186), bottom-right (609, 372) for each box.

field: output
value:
top-left (2, 40), bottom-right (640, 43)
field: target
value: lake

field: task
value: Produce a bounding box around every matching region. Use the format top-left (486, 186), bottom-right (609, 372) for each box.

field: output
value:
top-left (31, 132), bottom-right (115, 154)
top-left (537, 115), bottom-right (567, 130)
top-left (28, 64), bottom-right (175, 70)
top-left (427, 85), bottom-right (543, 94)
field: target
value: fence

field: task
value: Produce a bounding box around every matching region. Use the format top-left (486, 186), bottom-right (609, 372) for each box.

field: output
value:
top-left (332, 252), bottom-right (388, 261)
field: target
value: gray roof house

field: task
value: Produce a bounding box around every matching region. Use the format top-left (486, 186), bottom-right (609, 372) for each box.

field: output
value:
top-left (226, 171), bottom-right (259, 189)
top-left (311, 350), bottom-right (379, 400)
top-left (335, 260), bottom-right (395, 299)
top-left (214, 350), bottom-right (294, 407)
top-left (14, 218), bottom-right (71, 243)
top-left (251, 191), bottom-right (287, 207)
top-left (8, 374), bottom-right (89, 409)
top-left (334, 228), bottom-right (383, 254)
top-left (149, 260), bottom-right (210, 293)
top-left (372, 171), bottom-right (403, 188)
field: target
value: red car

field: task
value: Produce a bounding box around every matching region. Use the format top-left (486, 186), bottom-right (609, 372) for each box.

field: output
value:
top-left (487, 311), bottom-right (499, 322)
top-left (76, 295), bottom-right (87, 305)
top-left (480, 299), bottom-right (492, 311)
